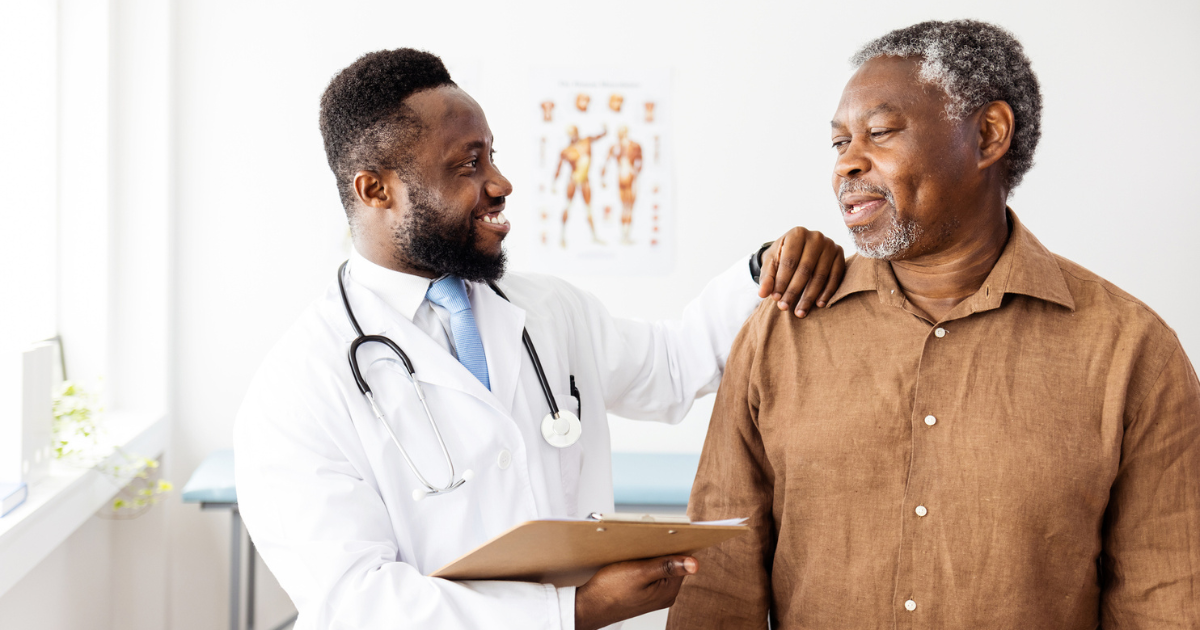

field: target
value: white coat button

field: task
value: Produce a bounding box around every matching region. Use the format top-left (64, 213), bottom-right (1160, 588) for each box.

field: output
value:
top-left (915, 505), bottom-right (928, 517)
top-left (934, 327), bottom-right (947, 338)
top-left (924, 415), bottom-right (937, 426)
top-left (497, 449), bottom-right (512, 470)
top-left (904, 599), bottom-right (917, 611)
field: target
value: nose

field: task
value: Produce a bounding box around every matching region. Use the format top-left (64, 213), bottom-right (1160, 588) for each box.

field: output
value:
top-left (834, 137), bottom-right (871, 180)
top-left (485, 164), bottom-right (513, 199)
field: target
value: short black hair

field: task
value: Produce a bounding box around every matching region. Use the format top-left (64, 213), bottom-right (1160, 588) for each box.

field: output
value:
top-left (319, 48), bottom-right (456, 215)
top-left (852, 20), bottom-right (1043, 190)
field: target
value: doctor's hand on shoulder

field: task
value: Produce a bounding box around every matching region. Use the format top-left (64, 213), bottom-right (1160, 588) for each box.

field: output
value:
top-left (755, 227), bottom-right (847, 318)
top-left (575, 555), bottom-right (699, 630)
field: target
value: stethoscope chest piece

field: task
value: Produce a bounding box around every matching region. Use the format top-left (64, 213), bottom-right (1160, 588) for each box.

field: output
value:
top-left (541, 410), bottom-right (582, 448)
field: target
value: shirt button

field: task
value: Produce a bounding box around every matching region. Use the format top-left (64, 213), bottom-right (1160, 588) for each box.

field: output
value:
top-left (934, 327), bottom-right (947, 338)
top-left (497, 449), bottom-right (512, 470)
top-left (915, 505), bottom-right (928, 517)
top-left (924, 415), bottom-right (937, 426)
top-left (904, 599), bottom-right (917, 611)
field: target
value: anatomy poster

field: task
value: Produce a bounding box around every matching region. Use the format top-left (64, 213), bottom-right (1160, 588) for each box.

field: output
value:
top-left (528, 68), bottom-right (672, 275)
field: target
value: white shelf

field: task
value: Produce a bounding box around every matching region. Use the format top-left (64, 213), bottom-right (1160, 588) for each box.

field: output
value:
top-left (0, 411), bottom-right (168, 598)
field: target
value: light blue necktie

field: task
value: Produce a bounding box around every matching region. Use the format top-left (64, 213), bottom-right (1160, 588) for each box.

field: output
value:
top-left (425, 276), bottom-right (491, 390)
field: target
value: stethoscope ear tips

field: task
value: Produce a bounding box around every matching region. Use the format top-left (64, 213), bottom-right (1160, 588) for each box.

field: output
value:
top-left (412, 488), bottom-right (430, 502)
top-left (462, 469), bottom-right (475, 482)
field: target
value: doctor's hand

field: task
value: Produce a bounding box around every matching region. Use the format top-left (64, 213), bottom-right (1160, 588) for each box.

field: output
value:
top-left (758, 227), bottom-right (847, 318)
top-left (574, 555), bottom-right (698, 630)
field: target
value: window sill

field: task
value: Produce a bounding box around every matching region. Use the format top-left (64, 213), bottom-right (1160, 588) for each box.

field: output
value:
top-left (0, 411), bottom-right (167, 597)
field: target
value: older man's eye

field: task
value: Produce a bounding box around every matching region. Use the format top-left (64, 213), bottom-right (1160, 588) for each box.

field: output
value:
top-left (870, 129), bottom-right (892, 139)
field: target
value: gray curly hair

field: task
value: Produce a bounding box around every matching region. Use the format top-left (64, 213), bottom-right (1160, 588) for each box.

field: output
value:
top-left (851, 20), bottom-right (1043, 190)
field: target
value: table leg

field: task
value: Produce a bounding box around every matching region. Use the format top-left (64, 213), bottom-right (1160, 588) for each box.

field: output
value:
top-left (231, 508), bottom-right (242, 630)
top-left (248, 534), bottom-right (257, 630)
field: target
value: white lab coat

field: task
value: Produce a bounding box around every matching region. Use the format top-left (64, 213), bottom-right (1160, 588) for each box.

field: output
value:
top-left (234, 257), bottom-right (761, 630)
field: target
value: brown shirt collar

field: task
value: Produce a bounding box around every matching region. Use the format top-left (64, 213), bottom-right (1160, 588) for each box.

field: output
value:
top-left (826, 209), bottom-right (1076, 314)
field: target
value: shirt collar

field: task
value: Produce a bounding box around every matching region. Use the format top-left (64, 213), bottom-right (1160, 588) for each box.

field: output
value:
top-left (347, 248), bottom-right (438, 322)
top-left (826, 209), bottom-right (1075, 313)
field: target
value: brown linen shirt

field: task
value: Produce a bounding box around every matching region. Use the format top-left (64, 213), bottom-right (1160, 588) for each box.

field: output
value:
top-left (667, 212), bottom-right (1200, 629)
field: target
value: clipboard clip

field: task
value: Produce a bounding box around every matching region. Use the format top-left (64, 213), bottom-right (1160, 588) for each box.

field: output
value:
top-left (586, 512), bottom-right (691, 524)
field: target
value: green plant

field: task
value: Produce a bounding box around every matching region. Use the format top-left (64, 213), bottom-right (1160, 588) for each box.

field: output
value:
top-left (109, 457), bottom-right (173, 519)
top-left (51, 380), bottom-right (172, 516)
top-left (51, 381), bottom-right (103, 461)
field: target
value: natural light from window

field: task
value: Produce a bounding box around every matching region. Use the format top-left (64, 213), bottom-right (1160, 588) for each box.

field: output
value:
top-left (0, 3), bottom-right (58, 400)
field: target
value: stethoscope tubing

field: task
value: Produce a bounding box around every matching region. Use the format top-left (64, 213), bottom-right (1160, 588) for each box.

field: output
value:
top-left (336, 261), bottom-right (571, 498)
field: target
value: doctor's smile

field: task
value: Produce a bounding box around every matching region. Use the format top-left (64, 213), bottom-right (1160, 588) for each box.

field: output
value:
top-left (477, 209), bottom-right (511, 232)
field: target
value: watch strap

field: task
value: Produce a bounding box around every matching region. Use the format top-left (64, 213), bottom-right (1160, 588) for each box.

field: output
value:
top-left (749, 241), bottom-right (774, 284)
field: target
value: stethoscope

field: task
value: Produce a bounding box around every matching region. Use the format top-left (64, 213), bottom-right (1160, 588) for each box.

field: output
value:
top-left (337, 261), bottom-right (583, 501)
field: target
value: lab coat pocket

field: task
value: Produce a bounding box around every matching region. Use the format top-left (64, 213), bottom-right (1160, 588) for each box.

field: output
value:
top-left (553, 389), bottom-right (584, 516)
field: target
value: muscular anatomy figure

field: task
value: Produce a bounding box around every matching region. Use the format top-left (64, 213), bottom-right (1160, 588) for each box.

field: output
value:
top-left (601, 125), bottom-right (643, 245)
top-left (553, 124), bottom-right (607, 247)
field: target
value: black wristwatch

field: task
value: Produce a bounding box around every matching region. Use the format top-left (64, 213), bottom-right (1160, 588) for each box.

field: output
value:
top-left (749, 241), bottom-right (774, 284)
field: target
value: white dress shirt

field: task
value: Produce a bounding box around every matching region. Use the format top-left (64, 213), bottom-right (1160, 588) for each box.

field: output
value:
top-left (349, 247), bottom-right (464, 359)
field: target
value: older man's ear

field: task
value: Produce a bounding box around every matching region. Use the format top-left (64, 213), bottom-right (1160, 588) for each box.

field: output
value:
top-left (975, 100), bottom-right (1015, 173)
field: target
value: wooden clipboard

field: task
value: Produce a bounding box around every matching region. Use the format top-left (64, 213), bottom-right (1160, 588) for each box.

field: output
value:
top-left (430, 517), bottom-right (748, 587)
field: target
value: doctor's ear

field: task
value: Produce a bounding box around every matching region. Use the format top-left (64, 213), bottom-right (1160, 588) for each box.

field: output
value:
top-left (352, 170), bottom-right (397, 209)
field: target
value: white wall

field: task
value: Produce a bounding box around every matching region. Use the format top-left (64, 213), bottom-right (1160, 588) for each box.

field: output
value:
top-left (0, 503), bottom-right (170, 630)
top-left (7, 1), bottom-right (1195, 629)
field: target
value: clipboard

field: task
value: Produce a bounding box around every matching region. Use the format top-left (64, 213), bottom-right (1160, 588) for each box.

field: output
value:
top-left (430, 515), bottom-right (748, 587)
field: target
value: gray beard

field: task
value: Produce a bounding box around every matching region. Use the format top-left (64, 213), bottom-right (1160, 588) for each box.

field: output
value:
top-left (849, 212), bottom-right (923, 260)
top-left (838, 179), bottom-right (922, 260)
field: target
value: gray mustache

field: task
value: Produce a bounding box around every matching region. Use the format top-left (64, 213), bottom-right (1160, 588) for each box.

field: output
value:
top-left (838, 179), bottom-right (894, 208)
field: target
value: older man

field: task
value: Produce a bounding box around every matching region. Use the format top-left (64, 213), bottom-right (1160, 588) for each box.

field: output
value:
top-left (668, 20), bottom-right (1200, 629)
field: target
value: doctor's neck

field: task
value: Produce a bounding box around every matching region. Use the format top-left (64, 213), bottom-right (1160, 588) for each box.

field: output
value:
top-left (352, 238), bottom-right (439, 279)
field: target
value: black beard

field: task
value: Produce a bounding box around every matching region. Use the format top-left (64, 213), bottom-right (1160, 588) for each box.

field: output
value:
top-left (392, 183), bottom-right (507, 283)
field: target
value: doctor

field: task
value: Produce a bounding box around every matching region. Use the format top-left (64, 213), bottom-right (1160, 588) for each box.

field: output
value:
top-left (235, 48), bottom-right (844, 630)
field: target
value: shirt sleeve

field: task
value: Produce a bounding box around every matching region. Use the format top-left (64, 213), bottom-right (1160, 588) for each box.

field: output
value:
top-left (1100, 343), bottom-right (1200, 628)
top-left (562, 254), bottom-right (762, 423)
top-left (666, 307), bottom-right (775, 628)
top-left (234, 359), bottom-right (573, 630)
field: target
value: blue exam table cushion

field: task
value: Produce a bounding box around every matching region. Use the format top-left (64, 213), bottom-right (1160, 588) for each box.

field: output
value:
top-left (611, 452), bottom-right (700, 506)
top-left (181, 450), bottom-right (699, 506)
top-left (181, 448), bottom-right (237, 504)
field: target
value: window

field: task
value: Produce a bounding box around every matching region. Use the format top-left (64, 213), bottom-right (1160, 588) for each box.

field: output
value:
top-left (0, 3), bottom-right (58, 407)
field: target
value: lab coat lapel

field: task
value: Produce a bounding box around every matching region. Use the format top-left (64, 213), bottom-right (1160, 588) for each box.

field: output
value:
top-left (333, 279), bottom-right (503, 415)
top-left (470, 282), bottom-right (526, 417)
